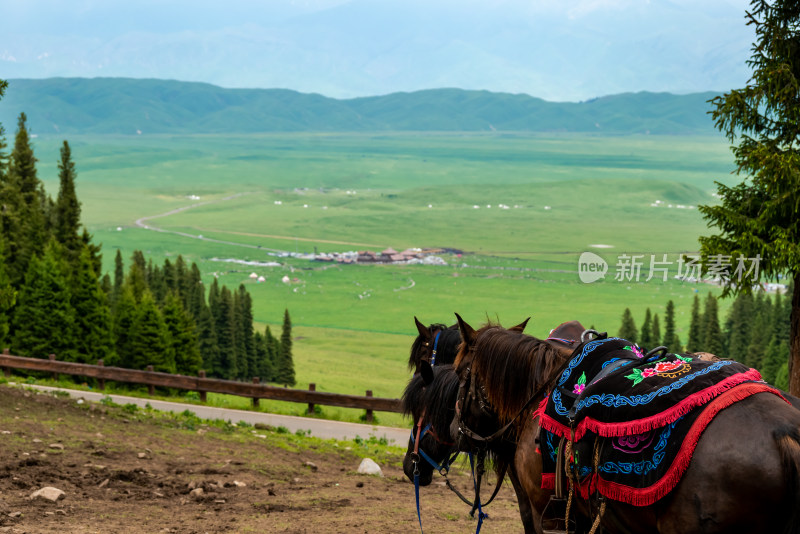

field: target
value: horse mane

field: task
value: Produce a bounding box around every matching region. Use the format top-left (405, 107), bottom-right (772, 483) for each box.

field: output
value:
top-left (466, 324), bottom-right (570, 423)
top-left (401, 365), bottom-right (460, 435)
top-left (407, 323), bottom-right (461, 371)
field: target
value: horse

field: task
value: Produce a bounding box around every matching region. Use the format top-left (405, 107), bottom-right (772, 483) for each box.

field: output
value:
top-left (450, 315), bottom-right (800, 534)
top-left (402, 317), bottom-right (586, 533)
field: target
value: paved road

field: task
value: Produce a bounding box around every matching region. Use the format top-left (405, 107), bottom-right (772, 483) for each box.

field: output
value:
top-left (14, 383), bottom-right (410, 446)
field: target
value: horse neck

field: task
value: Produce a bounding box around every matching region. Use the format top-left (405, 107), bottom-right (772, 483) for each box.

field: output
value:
top-left (476, 336), bottom-right (567, 423)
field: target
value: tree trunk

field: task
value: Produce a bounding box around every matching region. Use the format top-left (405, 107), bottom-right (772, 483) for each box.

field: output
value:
top-left (790, 272), bottom-right (800, 396)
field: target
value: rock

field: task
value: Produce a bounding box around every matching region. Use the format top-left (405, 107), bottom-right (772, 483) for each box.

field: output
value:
top-left (303, 461), bottom-right (318, 472)
top-left (153, 492), bottom-right (164, 498)
top-left (48, 443), bottom-right (64, 450)
top-left (31, 439), bottom-right (42, 444)
top-left (30, 487), bottom-right (65, 502)
top-left (356, 482), bottom-right (364, 488)
top-left (1, 431), bottom-right (10, 434)
top-left (76, 399), bottom-right (84, 405)
top-left (232, 480), bottom-right (246, 488)
top-left (267, 489), bottom-right (276, 496)
top-left (137, 452), bottom-right (147, 459)
top-left (187, 481), bottom-right (197, 490)
top-left (213, 499), bottom-right (226, 504)
top-left (189, 488), bottom-right (204, 498)
top-left (254, 423), bottom-right (273, 431)
top-left (8, 512), bottom-right (21, 518)
top-left (357, 458), bottom-right (383, 477)
top-left (55, 509), bottom-right (66, 515)
top-left (98, 479), bottom-right (109, 488)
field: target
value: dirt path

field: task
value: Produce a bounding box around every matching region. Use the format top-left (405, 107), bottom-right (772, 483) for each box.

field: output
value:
top-left (0, 385), bottom-right (525, 533)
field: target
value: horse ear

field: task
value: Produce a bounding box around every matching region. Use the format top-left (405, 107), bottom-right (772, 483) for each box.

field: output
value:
top-left (414, 316), bottom-right (431, 340)
top-left (509, 317), bottom-right (530, 332)
top-left (419, 360), bottom-right (434, 386)
top-left (455, 313), bottom-right (477, 344)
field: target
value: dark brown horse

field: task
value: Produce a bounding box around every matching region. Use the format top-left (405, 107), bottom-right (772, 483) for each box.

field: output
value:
top-left (403, 317), bottom-right (587, 533)
top-left (451, 316), bottom-right (800, 534)
top-left (403, 318), bottom-right (542, 532)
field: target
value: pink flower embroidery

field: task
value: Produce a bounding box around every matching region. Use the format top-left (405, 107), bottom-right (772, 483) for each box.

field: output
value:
top-left (573, 383), bottom-right (585, 395)
top-left (641, 368), bottom-right (658, 378)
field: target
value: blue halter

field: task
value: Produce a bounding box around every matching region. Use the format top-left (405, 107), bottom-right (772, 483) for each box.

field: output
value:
top-left (430, 330), bottom-right (441, 366)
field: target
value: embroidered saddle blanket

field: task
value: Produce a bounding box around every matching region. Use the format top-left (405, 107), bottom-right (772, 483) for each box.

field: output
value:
top-left (538, 337), bottom-right (782, 506)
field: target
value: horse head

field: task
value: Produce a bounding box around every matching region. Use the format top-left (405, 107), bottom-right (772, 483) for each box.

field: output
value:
top-left (408, 317), bottom-right (461, 375)
top-left (401, 365), bottom-right (460, 486)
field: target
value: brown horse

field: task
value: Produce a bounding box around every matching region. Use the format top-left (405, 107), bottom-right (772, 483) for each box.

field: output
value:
top-left (451, 316), bottom-right (800, 534)
top-left (403, 317), bottom-right (587, 534)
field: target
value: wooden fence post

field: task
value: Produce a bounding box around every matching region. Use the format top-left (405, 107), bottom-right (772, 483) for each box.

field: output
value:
top-left (2, 348), bottom-right (9, 378)
top-left (146, 366), bottom-right (155, 395)
top-left (97, 360), bottom-right (105, 390)
top-left (49, 354), bottom-right (58, 382)
top-left (252, 377), bottom-right (260, 407)
top-left (198, 370), bottom-right (207, 402)
top-left (307, 383), bottom-right (316, 414)
top-left (365, 390), bottom-right (374, 423)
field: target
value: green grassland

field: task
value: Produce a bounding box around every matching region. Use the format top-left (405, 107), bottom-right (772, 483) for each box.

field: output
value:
top-left (25, 131), bottom-right (737, 420)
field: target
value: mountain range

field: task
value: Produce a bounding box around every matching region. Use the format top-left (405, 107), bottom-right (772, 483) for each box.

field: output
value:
top-left (0, 77), bottom-right (721, 136)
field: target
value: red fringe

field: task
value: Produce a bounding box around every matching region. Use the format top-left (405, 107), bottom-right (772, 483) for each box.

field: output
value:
top-left (569, 383), bottom-right (784, 505)
top-left (541, 473), bottom-right (555, 490)
top-left (539, 369), bottom-right (765, 441)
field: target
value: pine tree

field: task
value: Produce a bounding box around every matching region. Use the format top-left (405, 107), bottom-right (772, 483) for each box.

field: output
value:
top-left (254, 328), bottom-right (275, 383)
top-left (11, 241), bottom-right (75, 360)
top-left (762, 337), bottom-right (789, 385)
top-left (701, 294), bottom-right (723, 356)
top-left (701, 0), bottom-right (800, 394)
top-left (128, 291), bottom-right (174, 373)
top-left (639, 308), bottom-right (654, 349)
top-left (662, 300), bottom-right (681, 352)
top-left (71, 246), bottom-right (115, 365)
top-left (53, 141), bottom-right (82, 267)
top-left (652, 313), bottom-right (661, 347)
top-left (275, 308), bottom-right (296, 386)
top-left (617, 307), bottom-right (638, 342)
top-left (127, 253), bottom-right (148, 303)
top-left (686, 295), bottom-right (704, 352)
top-left (162, 291), bottom-right (202, 375)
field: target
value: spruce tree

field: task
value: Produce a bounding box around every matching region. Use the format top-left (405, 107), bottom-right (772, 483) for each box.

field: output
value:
top-left (71, 246), bottom-right (115, 365)
top-left (0, 240), bottom-right (16, 347)
top-left (113, 285), bottom-right (138, 369)
top-left (745, 294), bottom-right (772, 368)
top-left (617, 308), bottom-right (638, 342)
top-left (652, 313), bottom-right (661, 347)
top-left (11, 241), bottom-right (75, 360)
top-left (639, 308), bottom-right (654, 349)
top-left (162, 291), bottom-right (202, 375)
top-left (254, 327), bottom-right (276, 383)
top-left (724, 292), bottom-right (753, 362)
top-left (701, 294), bottom-right (724, 356)
top-left (686, 295), bottom-right (704, 352)
top-left (275, 308), bottom-right (296, 386)
top-left (53, 141), bottom-right (82, 267)
top-left (6, 113), bottom-right (46, 284)
top-left (234, 285), bottom-right (256, 380)
top-left (214, 285), bottom-right (237, 379)
top-left (112, 249), bottom-right (124, 309)
top-left (662, 300), bottom-right (681, 352)
top-left (762, 337), bottom-right (789, 385)
top-left (128, 291), bottom-right (174, 373)
top-left (701, 0), bottom-right (800, 394)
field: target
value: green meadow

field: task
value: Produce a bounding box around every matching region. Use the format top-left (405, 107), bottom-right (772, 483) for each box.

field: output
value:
top-left (27, 131), bottom-right (737, 423)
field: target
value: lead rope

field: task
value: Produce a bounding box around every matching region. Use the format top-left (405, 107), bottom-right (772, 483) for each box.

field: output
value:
top-left (563, 437), bottom-right (574, 531)
top-left (469, 452), bottom-right (488, 534)
top-left (413, 410), bottom-right (426, 533)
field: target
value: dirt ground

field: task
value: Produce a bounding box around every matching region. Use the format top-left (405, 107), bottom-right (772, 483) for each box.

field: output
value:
top-left (0, 385), bottom-right (525, 533)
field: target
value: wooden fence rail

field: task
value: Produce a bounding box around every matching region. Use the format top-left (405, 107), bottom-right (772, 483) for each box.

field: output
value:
top-left (0, 351), bottom-right (401, 421)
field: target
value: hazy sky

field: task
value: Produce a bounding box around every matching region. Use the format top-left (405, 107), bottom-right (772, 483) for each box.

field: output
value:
top-left (0, 0), bottom-right (754, 101)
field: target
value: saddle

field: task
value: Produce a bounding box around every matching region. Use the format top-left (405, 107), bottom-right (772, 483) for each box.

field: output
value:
top-left (538, 336), bottom-right (779, 507)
